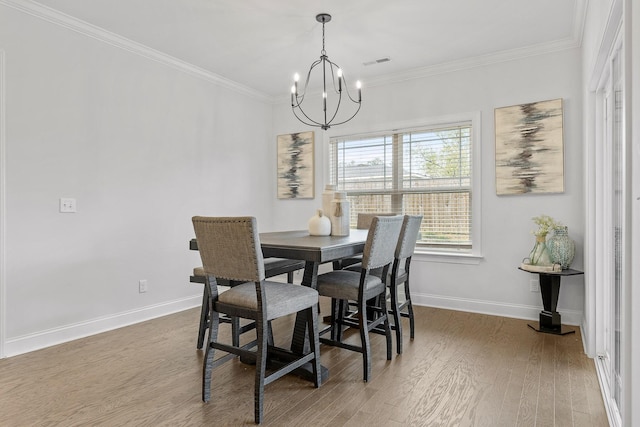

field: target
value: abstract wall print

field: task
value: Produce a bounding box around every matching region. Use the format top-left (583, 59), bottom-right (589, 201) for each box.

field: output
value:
top-left (277, 131), bottom-right (314, 199)
top-left (495, 98), bottom-right (564, 195)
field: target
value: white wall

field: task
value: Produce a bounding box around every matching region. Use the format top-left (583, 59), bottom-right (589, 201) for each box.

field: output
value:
top-left (0, 4), bottom-right (587, 358)
top-left (274, 48), bottom-right (585, 324)
top-left (0, 6), bottom-right (276, 356)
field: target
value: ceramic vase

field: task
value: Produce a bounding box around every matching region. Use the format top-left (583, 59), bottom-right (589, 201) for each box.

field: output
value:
top-left (308, 209), bottom-right (331, 236)
top-left (547, 226), bottom-right (575, 269)
top-left (529, 235), bottom-right (552, 265)
top-left (330, 191), bottom-right (350, 236)
top-left (322, 184), bottom-right (335, 219)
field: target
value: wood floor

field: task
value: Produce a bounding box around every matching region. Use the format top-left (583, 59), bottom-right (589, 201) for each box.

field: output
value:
top-left (0, 300), bottom-right (608, 426)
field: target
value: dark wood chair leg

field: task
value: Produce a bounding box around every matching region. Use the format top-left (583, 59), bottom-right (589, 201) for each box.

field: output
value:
top-left (379, 293), bottom-right (392, 361)
top-left (389, 283), bottom-right (403, 354)
top-left (197, 285), bottom-right (210, 350)
top-left (404, 278), bottom-right (415, 340)
top-left (202, 282), bottom-right (218, 403)
top-left (254, 314), bottom-right (269, 425)
top-left (358, 298), bottom-right (371, 382)
top-left (306, 304), bottom-right (322, 388)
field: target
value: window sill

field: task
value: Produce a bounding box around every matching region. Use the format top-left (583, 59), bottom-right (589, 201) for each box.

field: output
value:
top-left (413, 250), bottom-right (483, 265)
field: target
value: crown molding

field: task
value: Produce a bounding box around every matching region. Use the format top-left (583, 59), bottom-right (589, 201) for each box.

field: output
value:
top-left (275, 1), bottom-right (587, 104)
top-left (0, 0), bottom-right (271, 103)
top-left (2, 0), bottom-right (587, 106)
top-left (366, 0), bottom-right (586, 90)
top-left (365, 37), bottom-right (582, 90)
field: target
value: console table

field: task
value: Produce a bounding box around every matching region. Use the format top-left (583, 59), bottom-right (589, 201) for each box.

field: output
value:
top-left (518, 267), bottom-right (584, 335)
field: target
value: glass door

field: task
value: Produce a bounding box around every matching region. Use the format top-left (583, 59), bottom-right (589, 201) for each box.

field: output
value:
top-left (610, 42), bottom-right (624, 412)
top-left (596, 33), bottom-right (625, 426)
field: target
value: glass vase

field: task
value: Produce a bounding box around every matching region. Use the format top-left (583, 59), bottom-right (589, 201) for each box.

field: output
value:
top-left (529, 235), bottom-right (552, 265)
top-left (547, 226), bottom-right (575, 269)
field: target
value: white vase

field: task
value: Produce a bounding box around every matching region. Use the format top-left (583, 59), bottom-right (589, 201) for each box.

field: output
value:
top-left (308, 209), bottom-right (331, 236)
top-left (330, 191), bottom-right (350, 236)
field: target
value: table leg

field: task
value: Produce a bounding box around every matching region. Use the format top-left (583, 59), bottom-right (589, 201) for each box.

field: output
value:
top-left (528, 273), bottom-right (575, 335)
top-left (291, 261), bottom-right (318, 354)
top-left (283, 261), bottom-right (329, 382)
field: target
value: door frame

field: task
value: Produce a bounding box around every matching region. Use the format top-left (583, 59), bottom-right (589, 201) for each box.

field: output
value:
top-left (0, 49), bottom-right (6, 359)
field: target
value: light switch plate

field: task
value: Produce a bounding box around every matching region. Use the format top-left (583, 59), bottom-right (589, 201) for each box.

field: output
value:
top-left (59, 198), bottom-right (77, 213)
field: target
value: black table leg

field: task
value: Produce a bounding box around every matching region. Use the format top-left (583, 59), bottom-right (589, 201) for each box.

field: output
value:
top-left (288, 261), bottom-right (329, 381)
top-left (528, 273), bottom-right (575, 335)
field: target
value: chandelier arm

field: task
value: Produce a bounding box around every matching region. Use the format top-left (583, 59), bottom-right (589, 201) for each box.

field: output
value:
top-left (291, 107), bottom-right (324, 129)
top-left (292, 101), bottom-right (326, 128)
top-left (325, 101), bottom-right (362, 128)
top-left (293, 110), bottom-right (324, 127)
top-left (294, 58), bottom-right (323, 106)
top-left (338, 74), bottom-right (360, 103)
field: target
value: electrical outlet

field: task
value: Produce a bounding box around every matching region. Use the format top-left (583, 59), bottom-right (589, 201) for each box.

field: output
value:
top-left (139, 279), bottom-right (148, 293)
top-left (59, 198), bottom-right (77, 213)
top-left (530, 279), bottom-right (540, 292)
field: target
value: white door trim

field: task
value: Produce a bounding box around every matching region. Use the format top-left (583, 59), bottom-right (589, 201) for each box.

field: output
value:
top-left (0, 49), bottom-right (6, 359)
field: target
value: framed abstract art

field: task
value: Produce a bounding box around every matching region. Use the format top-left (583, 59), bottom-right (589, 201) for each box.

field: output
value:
top-left (277, 131), bottom-right (315, 199)
top-left (495, 98), bottom-right (564, 195)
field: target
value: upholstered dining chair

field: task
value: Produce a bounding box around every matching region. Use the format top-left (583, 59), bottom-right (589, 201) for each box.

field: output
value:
top-left (316, 215), bottom-right (403, 382)
top-left (191, 257), bottom-right (305, 349)
top-left (334, 212), bottom-right (396, 270)
top-left (386, 215), bottom-right (422, 354)
top-left (344, 215), bottom-right (423, 354)
top-left (192, 216), bottom-right (321, 424)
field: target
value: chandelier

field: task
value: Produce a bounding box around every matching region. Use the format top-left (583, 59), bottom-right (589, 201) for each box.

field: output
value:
top-left (291, 13), bottom-right (362, 131)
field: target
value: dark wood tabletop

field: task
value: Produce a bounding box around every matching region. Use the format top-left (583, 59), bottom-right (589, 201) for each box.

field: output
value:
top-left (259, 229), bottom-right (368, 263)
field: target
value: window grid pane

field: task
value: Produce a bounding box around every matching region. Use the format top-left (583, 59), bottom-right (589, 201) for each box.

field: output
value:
top-left (330, 122), bottom-right (472, 249)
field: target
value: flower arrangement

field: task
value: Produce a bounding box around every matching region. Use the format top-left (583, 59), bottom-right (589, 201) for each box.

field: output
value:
top-left (531, 214), bottom-right (561, 238)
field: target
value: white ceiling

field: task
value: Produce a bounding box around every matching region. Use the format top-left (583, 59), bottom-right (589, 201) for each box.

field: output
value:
top-left (31, 0), bottom-right (585, 98)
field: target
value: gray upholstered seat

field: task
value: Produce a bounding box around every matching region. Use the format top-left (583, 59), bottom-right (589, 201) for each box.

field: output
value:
top-left (316, 270), bottom-right (385, 301)
top-left (316, 215), bottom-right (403, 382)
top-left (218, 281), bottom-right (317, 320)
top-left (191, 257), bottom-right (305, 349)
top-left (192, 216), bottom-right (321, 424)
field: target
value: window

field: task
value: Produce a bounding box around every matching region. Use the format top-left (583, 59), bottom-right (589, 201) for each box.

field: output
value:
top-left (329, 115), bottom-right (481, 255)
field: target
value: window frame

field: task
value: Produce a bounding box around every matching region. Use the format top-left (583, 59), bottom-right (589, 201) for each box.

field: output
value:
top-left (324, 112), bottom-right (482, 261)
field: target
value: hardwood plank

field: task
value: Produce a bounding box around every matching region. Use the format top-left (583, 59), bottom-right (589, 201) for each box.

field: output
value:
top-left (0, 305), bottom-right (607, 426)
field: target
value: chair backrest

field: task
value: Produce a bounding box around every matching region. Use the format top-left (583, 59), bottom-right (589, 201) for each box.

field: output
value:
top-left (356, 212), bottom-right (396, 230)
top-left (396, 215), bottom-right (423, 260)
top-left (192, 216), bottom-right (265, 283)
top-left (361, 216), bottom-right (403, 270)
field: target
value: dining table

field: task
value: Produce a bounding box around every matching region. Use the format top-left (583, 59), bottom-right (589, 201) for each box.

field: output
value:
top-left (190, 228), bottom-right (369, 381)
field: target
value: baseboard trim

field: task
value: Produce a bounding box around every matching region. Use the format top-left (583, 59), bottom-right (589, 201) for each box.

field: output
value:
top-left (412, 292), bottom-right (583, 326)
top-left (3, 295), bottom-right (201, 357)
top-left (5, 291), bottom-right (584, 358)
